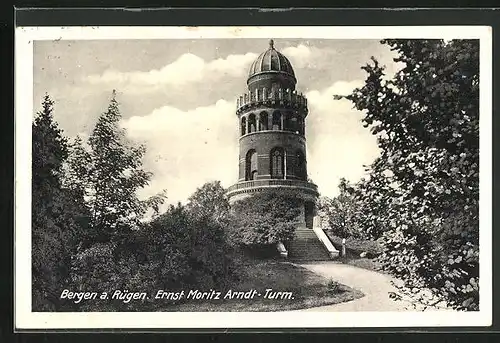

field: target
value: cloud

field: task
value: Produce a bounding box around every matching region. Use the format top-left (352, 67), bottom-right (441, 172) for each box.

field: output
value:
top-left (85, 52), bottom-right (258, 93)
top-left (282, 44), bottom-right (332, 69)
top-left (121, 99), bottom-right (239, 205)
top-left (305, 80), bottom-right (380, 197)
top-left (83, 44), bottom-right (343, 94)
top-left (122, 80), bottom-right (380, 206)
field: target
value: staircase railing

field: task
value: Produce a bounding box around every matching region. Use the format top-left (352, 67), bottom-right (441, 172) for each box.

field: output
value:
top-left (312, 217), bottom-right (339, 259)
top-left (276, 241), bottom-right (288, 258)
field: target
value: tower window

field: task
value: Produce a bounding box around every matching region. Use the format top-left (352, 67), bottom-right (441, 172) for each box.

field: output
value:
top-left (241, 117), bottom-right (247, 136)
top-left (272, 111), bottom-right (282, 130)
top-left (270, 147), bottom-right (284, 179)
top-left (248, 113), bottom-right (256, 133)
top-left (245, 149), bottom-right (258, 181)
top-left (259, 111), bottom-right (269, 130)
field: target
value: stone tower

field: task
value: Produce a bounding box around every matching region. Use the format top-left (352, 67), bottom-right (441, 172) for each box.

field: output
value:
top-left (227, 40), bottom-right (319, 230)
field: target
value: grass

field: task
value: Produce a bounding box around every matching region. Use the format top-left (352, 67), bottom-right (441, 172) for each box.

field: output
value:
top-left (161, 258), bottom-right (364, 312)
top-left (338, 256), bottom-right (383, 272)
top-left (325, 232), bottom-right (384, 258)
top-left (323, 231), bottom-right (385, 273)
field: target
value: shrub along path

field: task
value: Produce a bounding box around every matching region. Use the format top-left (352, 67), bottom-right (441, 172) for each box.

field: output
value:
top-left (293, 262), bottom-right (454, 312)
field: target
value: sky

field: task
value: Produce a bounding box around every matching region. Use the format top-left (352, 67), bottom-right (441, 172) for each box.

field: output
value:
top-left (33, 38), bottom-right (402, 205)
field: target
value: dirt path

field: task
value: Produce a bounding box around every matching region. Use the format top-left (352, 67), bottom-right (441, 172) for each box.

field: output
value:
top-left (294, 262), bottom-right (431, 312)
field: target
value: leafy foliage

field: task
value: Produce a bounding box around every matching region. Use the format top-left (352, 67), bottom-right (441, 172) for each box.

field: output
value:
top-left (69, 188), bottom-right (233, 311)
top-left (186, 180), bottom-right (230, 227)
top-left (229, 191), bottom-right (303, 247)
top-left (70, 202), bottom-right (234, 311)
top-left (336, 39), bottom-right (479, 310)
top-left (32, 94), bottom-right (234, 311)
top-left (32, 90), bottom-right (372, 313)
top-left (326, 279), bottom-right (343, 294)
top-left (32, 95), bottom-right (83, 311)
top-left (64, 90), bottom-right (167, 247)
top-left (148, 203), bottom-right (233, 289)
top-left (317, 178), bottom-right (364, 238)
top-left (62, 91), bottom-right (170, 308)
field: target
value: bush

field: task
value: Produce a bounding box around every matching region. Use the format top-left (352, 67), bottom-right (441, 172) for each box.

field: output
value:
top-left (326, 279), bottom-right (343, 294)
top-left (70, 242), bottom-right (145, 311)
top-left (147, 204), bottom-right (234, 290)
top-left (68, 203), bottom-right (236, 311)
top-left (228, 190), bottom-right (303, 248)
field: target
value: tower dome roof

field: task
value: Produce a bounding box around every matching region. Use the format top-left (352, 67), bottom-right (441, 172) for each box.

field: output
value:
top-left (248, 39), bottom-right (296, 80)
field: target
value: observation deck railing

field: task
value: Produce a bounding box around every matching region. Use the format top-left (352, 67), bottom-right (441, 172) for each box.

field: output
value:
top-left (227, 178), bottom-right (318, 196)
top-left (236, 87), bottom-right (307, 113)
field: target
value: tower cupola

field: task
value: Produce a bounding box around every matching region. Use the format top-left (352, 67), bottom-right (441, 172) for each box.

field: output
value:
top-left (247, 39), bottom-right (297, 92)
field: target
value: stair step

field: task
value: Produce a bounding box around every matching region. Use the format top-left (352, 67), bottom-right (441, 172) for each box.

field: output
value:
top-left (286, 231), bottom-right (331, 261)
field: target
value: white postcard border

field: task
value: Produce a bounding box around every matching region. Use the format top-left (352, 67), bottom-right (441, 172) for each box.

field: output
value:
top-left (14, 25), bottom-right (493, 329)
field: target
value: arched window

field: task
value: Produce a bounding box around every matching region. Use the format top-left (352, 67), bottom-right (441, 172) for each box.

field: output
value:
top-left (241, 117), bottom-right (247, 136)
top-left (248, 113), bottom-right (256, 133)
top-left (270, 147), bottom-right (285, 179)
top-left (245, 149), bottom-right (258, 181)
top-left (295, 150), bottom-right (306, 180)
top-left (259, 111), bottom-right (269, 130)
top-left (272, 111), bottom-right (282, 130)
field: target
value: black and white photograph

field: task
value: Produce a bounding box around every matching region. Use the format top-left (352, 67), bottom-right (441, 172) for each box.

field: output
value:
top-left (14, 25), bottom-right (492, 329)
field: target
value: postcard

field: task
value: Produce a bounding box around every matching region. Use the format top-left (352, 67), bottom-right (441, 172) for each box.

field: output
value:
top-left (15, 25), bottom-right (492, 329)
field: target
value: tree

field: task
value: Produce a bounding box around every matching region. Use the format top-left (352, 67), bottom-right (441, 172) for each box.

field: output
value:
top-left (66, 90), bottom-right (166, 248)
top-left (32, 94), bottom-right (82, 310)
top-left (336, 40), bottom-right (479, 310)
top-left (147, 203), bottom-right (233, 292)
top-left (65, 91), bottom-right (167, 309)
top-left (317, 178), bottom-right (360, 238)
top-left (229, 190), bottom-right (303, 247)
top-left (185, 180), bottom-right (230, 227)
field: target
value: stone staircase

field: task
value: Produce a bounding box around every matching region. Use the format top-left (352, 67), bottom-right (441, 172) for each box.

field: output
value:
top-left (286, 227), bottom-right (332, 261)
